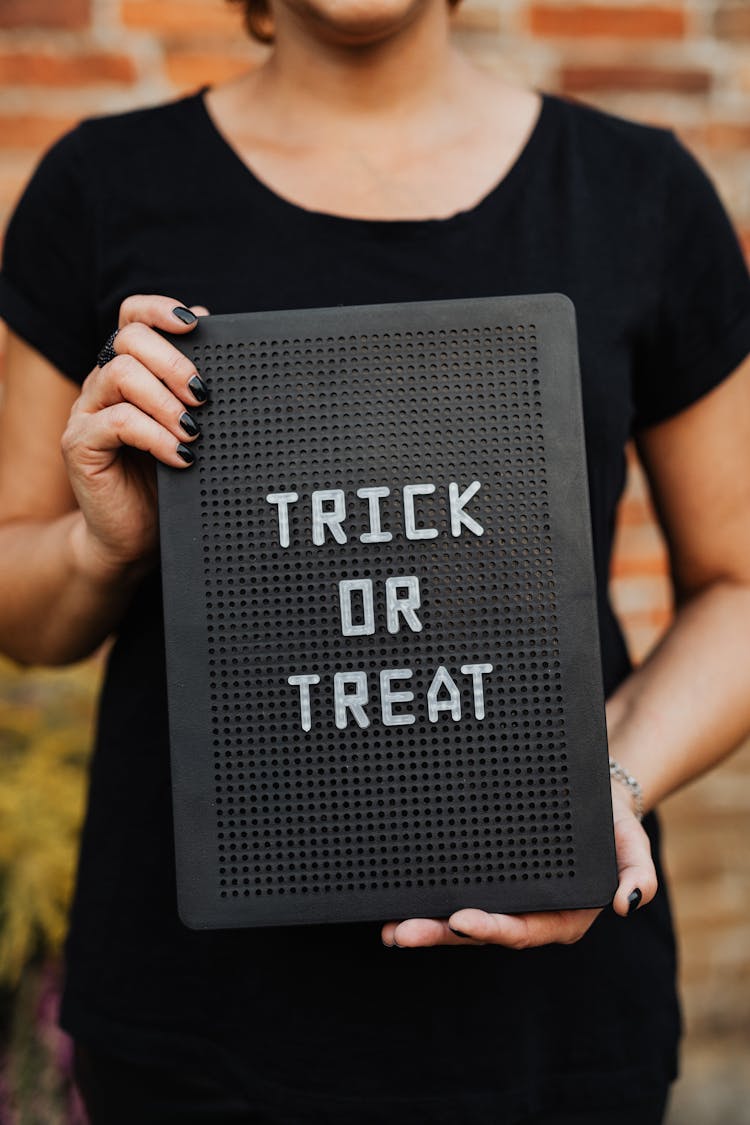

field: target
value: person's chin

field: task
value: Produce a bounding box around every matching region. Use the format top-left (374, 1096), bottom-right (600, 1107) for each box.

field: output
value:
top-left (290, 0), bottom-right (427, 45)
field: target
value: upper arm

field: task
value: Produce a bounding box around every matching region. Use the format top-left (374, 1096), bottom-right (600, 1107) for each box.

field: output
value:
top-left (635, 350), bottom-right (750, 601)
top-left (0, 122), bottom-right (99, 525)
top-left (0, 327), bottom-right (80, 523)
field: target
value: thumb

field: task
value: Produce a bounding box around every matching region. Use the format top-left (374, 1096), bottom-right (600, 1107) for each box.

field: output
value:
top-left (611, 809), bottom-right (658, 918)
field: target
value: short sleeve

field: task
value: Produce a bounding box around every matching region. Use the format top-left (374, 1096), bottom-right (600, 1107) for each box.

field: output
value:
top-left (632, 132), bottom-right (750, 431)
top-left (0, 123), bottom-right (99, 386)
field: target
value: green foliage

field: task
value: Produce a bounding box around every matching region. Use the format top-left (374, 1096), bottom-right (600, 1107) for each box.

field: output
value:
top-left (0, 653), bottom-right (102, 988)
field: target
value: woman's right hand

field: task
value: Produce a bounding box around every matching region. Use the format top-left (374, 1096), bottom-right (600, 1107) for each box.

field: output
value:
top-left (61, 294), bottom-right (209, 586)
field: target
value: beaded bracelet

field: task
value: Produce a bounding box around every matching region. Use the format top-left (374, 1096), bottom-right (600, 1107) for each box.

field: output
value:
top-left (609, 758), bottom-right (644, 822)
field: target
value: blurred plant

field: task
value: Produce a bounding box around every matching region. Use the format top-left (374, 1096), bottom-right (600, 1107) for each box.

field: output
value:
top-left (0, 654), bottom-right (101, 986)
top-left (0, 651), bottom-right (103, 1123)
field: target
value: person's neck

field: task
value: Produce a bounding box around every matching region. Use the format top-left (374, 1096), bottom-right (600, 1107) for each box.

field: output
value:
top-left (234, 3), bottom-right (475, 147)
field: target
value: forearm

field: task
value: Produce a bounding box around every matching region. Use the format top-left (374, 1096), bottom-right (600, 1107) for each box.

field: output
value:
top-left (0, 510), bottom-right (153, 666)
top-left (605, 578), bottom-right (750, 814)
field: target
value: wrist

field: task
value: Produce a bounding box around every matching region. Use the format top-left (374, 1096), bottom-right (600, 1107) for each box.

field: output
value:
top-left (65, 511), bottom-right (156, 591)
top-left (608, 757), bottom-right (645, 821)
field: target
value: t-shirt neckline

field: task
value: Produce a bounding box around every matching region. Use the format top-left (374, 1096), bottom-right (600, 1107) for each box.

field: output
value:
top-left (190, 82), bottom-right (554, 235)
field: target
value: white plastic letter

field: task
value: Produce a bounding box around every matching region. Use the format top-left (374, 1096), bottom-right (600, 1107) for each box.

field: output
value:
top-left (312, 489), bottom-right (347, 545)
top-left (449, 481), bottom-right (484, 537)
top-left (427, 665), bottom-right (461, 722)
top-left (339, 579), bottom-right (375, 636)
top-left (403, 483), bottom-right (437, 540)
top-left (460, 663), bottom-right (493, 720)
top-left (385, 576), bottom-right (423, 634)
top-left (380, 668), bottom-right (415, 726)
top-left (287, 673), bottom-right (320, 731)
top-left (357, 486), bottom-right (392, 544)
top-left (266, 492), bottom-right (299, 548)
top-left (334, 672), bottom-right (370, 729)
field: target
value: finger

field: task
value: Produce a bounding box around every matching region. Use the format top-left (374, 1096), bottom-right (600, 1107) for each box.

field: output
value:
top-left (118, 294), bottom-right (204, 333)
top-left (104, 321), bottom-right (207, 409)
top-left (67, 401), bottom-right (197, 471)
top-left (447, 907), bottom-right (600, 949)
top-left (611, 813), bottom-right (658, 917)
top-left (77, 354), bottom-right (201, 444)
top-left (381, 917), bottom-right (480, 948)
top-left (190, 305), bottom-right (210, 317)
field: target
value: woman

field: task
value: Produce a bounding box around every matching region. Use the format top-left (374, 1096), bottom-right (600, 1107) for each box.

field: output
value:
top-left (0, 0), bottom-right (749, 1118)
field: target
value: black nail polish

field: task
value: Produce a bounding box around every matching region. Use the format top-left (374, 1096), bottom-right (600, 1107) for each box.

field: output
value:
top-left (627, 888), bottom-right (642, 915)
top-left (173, 306), bottom-right (197, 325)
top-left (449, 926), bottom-right (472, 939)
top-left (188, 374), bottom-right (208, 402)
top-left (179, 411), bottom-right (200, 437)
top-left (176, 442), bottom-right (195, 465)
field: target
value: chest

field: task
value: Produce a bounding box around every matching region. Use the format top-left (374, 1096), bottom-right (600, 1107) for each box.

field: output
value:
top-left (96, 187), bottom-right (650, 566)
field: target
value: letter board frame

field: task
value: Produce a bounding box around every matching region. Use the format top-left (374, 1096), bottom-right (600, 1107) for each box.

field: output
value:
top-left (156, 293), bottom-right (618, 930)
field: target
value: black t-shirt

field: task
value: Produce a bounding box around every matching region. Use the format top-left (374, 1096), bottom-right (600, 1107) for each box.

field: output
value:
top-left (2, 86), bottom-right (750, 1123)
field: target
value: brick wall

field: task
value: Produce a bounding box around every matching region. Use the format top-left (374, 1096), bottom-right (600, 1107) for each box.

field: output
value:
top-left (0, 1), bottom-right (748, 1118)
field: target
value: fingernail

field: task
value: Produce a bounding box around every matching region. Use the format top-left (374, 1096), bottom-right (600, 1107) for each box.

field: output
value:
top-left (179, 411), bottom-right (200, 437)
top-left (173, 306), bottom-right (197, 325)
top-left (449, 926), bottom-right (472, 939)
top-left (176, 442), bottom-right (195, 465)
top-left (627, 888), bottom-right (642, 915)
top-left (187, 374), bottom-right (208, 402)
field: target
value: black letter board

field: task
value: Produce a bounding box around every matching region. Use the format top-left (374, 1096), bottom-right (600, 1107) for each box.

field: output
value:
top-left (156, 293), bottom-right (618, 929)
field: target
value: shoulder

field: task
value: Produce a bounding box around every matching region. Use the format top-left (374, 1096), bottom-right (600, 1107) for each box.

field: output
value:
top-left (548, 91), bottom-right (671, 144)
top-left (544, 91), bottom-right (688, 195)
top-left (31, 90), bottom-right (206, 203)
top-left (3, 96), bottom-right (201, 250)
top-left (72, 89), bottom-right (203, 163)
top-left (16, 89), bottom-right (209, 224)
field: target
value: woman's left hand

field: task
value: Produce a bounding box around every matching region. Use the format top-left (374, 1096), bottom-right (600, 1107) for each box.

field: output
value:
top-left (380, 783), bottom-right (658, 948)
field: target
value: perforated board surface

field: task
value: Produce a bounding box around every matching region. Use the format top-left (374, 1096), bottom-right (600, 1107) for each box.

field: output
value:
top-left (156, 293), bottom-right (617, 930)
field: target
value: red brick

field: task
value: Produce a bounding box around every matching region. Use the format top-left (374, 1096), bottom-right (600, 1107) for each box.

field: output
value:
top-left (714, 3), bottom-right (750, 39)
top-left (615, 494), bottom-right (660, 527)
top-left (0, 52), bottom-right (137, 87)
top-left (663, 826), bottom-right (749, 880)
top-left (122, 0), bottom-right (244, 36)
top-left (560, 64), bottom-right (711, 94)
top-left (530, 4), bottom-right (685, 39)
top-left (165, 50), bottom-right (259, 90)
top-left (630, 605), bottom-right (673, 628)
top-left (614, 519), bottom-right (666, 549)
top-left (610, 553), bottom-right (670, 578)
top-left (0, 115), bottom-right (78, 150)
top-left (0, 153), bottom-right (39, 213)
top-left (680, 122), bottom-right (750, 151)
top-left (652, 606), bottom-right (673, 629)
top-left (0, 0), bottom-right (90, 29)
